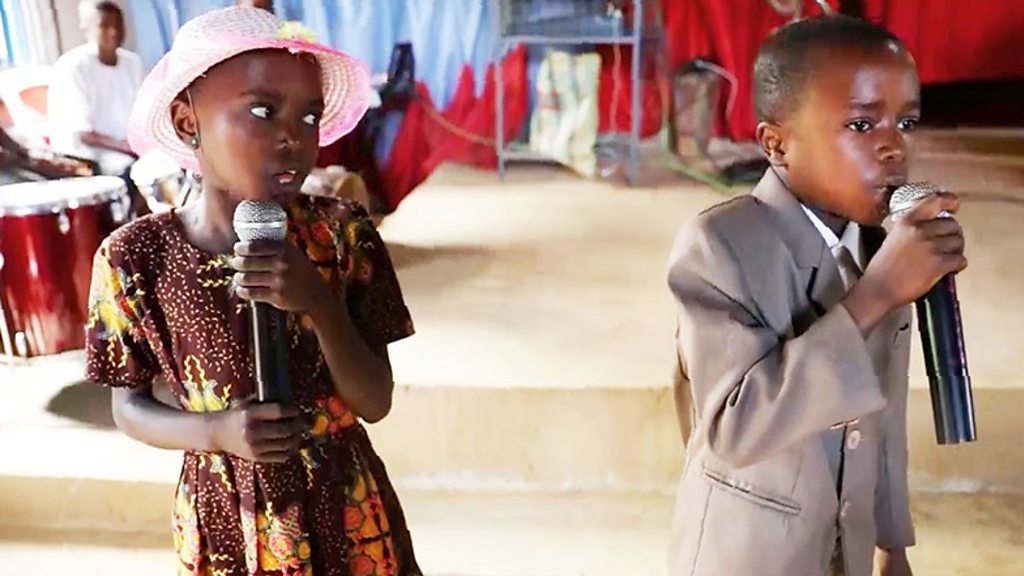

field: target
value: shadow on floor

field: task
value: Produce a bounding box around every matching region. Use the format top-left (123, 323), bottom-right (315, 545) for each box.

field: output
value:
top-left (45, 381), bottom-right (116, 429)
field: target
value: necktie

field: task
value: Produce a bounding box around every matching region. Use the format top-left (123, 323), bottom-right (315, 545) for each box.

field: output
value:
top-left (832, 244), bottom-right (861, 291)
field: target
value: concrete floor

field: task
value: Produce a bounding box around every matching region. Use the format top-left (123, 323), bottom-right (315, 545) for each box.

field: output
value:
top-left (1, 492), bottom-right (1022, 576)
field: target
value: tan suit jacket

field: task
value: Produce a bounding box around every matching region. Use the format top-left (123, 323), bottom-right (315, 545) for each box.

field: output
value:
top-left (668, 170), bottom-right (915, 576)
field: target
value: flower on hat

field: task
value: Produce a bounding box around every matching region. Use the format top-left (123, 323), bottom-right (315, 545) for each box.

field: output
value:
top-left (277, 21), bottom-right (317, 43)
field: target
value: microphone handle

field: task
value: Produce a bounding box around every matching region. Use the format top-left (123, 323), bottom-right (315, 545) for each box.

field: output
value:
top-left (250, 301), bottom-right (291, 403)
top-left (915, 274), bottom-right (976, 444)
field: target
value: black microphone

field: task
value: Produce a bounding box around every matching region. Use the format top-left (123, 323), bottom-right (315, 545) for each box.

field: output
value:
top-left (233, 200), bottom-right (291, 403)
top-left (889, 183), bottom-right (976, 445)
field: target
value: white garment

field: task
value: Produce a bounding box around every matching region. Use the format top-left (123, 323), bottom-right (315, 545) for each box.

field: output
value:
top-left (47, 43), bottom-right (144, 153)
top-left (801, 205), bottom-right (866, 284)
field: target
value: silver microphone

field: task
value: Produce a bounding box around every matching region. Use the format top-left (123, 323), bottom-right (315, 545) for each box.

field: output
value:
top-left (889, 184), bottom-right (976, 445)
top-left (889, 182), bottom-right (948, 219)
top-left (232, 200), bottom-right (290, 403)
top-left (233, 200), bottom-right (287, 243)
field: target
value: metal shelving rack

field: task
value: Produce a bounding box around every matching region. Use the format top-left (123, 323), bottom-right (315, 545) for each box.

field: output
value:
top-left (493, 0), bottom-right (661, 184)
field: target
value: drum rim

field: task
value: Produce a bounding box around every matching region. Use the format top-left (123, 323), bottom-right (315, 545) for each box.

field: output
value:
top-left (0, 176), bottom-right (128, 216)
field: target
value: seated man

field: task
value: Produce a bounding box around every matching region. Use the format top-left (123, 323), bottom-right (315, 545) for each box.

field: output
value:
top-left (47, 0), bottom-right (147, 213)
top-left (48, 1), bottom-right (143, 164)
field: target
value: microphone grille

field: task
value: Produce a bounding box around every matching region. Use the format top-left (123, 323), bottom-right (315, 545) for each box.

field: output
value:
top-left (889, 182), bottom-right (941, 215)
top-left (233, 200), bottom-right (287, 243)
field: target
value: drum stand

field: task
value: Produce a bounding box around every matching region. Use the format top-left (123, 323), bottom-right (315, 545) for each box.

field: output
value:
top-left (0, 255), bottom-right (15, 366)
top-left (0, 289), bottom-right (14, 367)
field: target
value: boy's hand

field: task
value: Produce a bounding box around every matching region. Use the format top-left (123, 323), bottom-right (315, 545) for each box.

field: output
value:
top-left (232, 241), bottom-right (332, 313)
top-left (877, 547), bottom-right (913, 576)
top-left (210, 401), bottom-right (304, 463)
top-left (869, 192), bottom-right (967, 307)
top-left (845, 192), bottom-right (966, 334)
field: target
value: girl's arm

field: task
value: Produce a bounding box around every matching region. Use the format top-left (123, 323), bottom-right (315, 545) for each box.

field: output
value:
top-left (111, 382), bottom-right (302, 462)
top-left (233, 241), bottom-right (396, 424)
top-left (307, 294), bottom-right (394, 423)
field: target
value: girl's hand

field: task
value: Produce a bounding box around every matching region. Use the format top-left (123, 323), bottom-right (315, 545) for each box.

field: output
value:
top-left (210, 401), bottom-right (304, 463)
top-left (231, 240), bottom-right (332, 313)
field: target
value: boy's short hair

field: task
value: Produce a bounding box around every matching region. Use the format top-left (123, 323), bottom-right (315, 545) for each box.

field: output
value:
top-left (753, 16), bottom-right (905, 123)
top-left (79, 0), bottom-right (123, 24)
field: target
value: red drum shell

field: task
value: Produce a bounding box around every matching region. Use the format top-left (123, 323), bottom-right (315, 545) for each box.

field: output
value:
top-left (0, 176), bottom-right (129, 357)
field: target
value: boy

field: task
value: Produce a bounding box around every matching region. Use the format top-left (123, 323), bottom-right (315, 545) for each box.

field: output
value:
top-left (667, 16), bottom-right (966, 576)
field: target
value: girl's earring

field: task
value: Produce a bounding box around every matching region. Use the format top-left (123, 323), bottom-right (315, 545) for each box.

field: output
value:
top-left (189, 135), bottom-right (200, 149)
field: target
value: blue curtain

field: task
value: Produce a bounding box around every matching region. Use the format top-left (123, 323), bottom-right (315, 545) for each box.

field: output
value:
top-left (127, 0), bottom-right (177, 71)
top-left (0, 0), bottom-right (33, 65)
top-left (127, 0), bottom-right (499, 109)
top-left (0, 2), bottom-right (12, 66)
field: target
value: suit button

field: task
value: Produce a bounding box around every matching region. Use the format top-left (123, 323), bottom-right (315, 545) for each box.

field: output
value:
top-left (840, 500), bottom-right (851, 519)
top-left (846, 430), bottom-right (862, 450)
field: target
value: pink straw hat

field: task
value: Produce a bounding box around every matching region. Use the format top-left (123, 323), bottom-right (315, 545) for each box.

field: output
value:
top-left (127, 6), bottom-right (371, 174)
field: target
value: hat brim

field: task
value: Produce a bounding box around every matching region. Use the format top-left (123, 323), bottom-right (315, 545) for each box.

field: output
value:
top-left (128, 37), bottom-right (371, 174)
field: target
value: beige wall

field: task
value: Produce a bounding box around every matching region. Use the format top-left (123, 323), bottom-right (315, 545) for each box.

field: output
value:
top-left (52, 0), bottom-right (84, 54)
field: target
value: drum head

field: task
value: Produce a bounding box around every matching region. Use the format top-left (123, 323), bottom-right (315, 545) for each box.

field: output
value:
top-left (0, 176), bottom-right (127, 216)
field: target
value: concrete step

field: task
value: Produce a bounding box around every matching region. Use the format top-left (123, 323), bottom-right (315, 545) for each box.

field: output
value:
top-left (1, 492), bottom-right (1022, 576)
top-left (1, 161), bottom-right (1022, 506)
top-left (913, 128), bottom-right (1024, 195)
top-left (377, 163), bottom-right (1024, 493)
top-left (916, 128), bottom-right (1024, 158)
top-left (4, 345), bottom-right (1023, 509)
top-left (914, 154), bottom-right (1024, 197)
top-left (380, 385), bottom-right (1024, 494)
top-left (1, 361), bottom-right (1022, 540)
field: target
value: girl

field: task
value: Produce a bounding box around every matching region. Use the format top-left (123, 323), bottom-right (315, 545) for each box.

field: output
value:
top-left (85, 7), bottom-right (420, 575)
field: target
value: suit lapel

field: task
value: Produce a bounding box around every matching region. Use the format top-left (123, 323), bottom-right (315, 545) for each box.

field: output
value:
top-left (807, 250), bottom-right (846, 317)
top-left (751, 170), bottom-right (846, 316)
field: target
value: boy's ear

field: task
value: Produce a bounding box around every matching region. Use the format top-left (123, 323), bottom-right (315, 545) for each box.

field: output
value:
top-left (755, 121), bottom-right (787, 168)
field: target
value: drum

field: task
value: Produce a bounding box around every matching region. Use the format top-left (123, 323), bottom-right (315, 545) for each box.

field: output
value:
top-left (0, 176), bottom-right (130, 357)
top-left (130, 150), bottom-right (185, 210)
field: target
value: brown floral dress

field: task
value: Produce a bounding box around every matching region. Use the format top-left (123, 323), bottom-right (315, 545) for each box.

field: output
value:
top-left (85, 194), bottom-right (421, 576)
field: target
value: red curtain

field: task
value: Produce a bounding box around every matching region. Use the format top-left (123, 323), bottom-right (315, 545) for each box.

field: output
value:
top-left (860, 0), bottom-right (1024, 85)
top-left (660, 0), bottom-right (839, 141)
top-left (659, 0), bottom-right (1024, 140)
top-left (378, 46), bottom-right (529, 211)
top-left (334, 0), bottom-right (1024, 211)
top-left (594, 45), bottom-right (665, 139)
